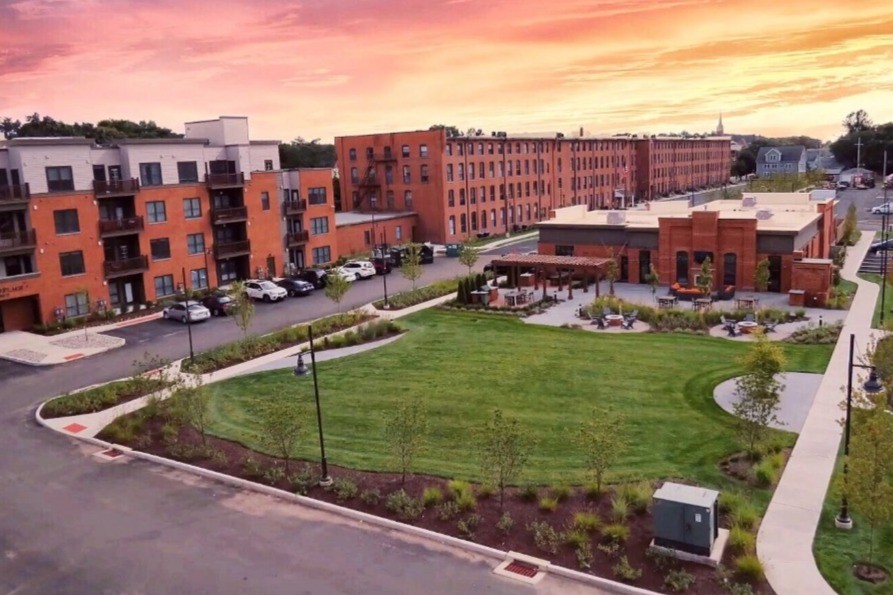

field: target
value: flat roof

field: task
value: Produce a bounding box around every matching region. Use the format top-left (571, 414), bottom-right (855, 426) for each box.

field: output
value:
top-left (335, 211), bottom-right (417, 226)
top-left (490, 254), bottom-right (611, 270)
top-left (653, 482), bottom-right (718, 508)
top-left (115, 138), bottom-right (206, 145)
top-left (4, 137), bottom-right (94, 146)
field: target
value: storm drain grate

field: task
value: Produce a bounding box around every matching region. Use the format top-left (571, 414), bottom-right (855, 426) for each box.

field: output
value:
top-left (493, 553), bottom-right (548, 585)
top-left (94, 448), bottom-right (125, 461)
top-left (504, 561), bottom-right (538, 578)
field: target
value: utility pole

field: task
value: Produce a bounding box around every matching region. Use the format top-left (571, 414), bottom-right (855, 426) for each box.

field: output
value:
top-left (856, 136), bottom-right (863, 169)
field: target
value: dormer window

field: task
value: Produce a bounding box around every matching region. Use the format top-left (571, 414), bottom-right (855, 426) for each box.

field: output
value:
top-left (766, 149), bottom-right (781, 163)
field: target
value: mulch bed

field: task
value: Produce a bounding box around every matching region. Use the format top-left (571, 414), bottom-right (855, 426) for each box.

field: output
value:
top-left (854, 563), bottom-right (888, 584)
top-left (103, 420), bottom-right (774, 594)
top-left (41, 379), bottom-right (170, 419)
top-left (33, 307), bottom-right (164, 335)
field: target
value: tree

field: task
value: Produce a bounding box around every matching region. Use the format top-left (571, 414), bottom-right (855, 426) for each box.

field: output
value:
top-left (841, 204), bottom-right (859, 246)
top-left (847, 393), bottom-right (893, 565)
top-left (731, 333), bottom-right (786, 456)
top-left (228, 280), bottom-right (255, 339)
top-left (173, 381), bottom-right (212, 447)
top-left (477, 409), bottom-right (533, 510)
top-left (383, 397), bottom-right (428, 485)
top-left (830, 121), bottom-right (893, 172)
top-left (754, 258), bottom-right (770, 292)
top-left (605, 259), bottom-right (619, 296)
top-left (458, 240), bottom-right (480, 275)
top-left (843, 110), bottom-right (873, 135)
top-left (0, 117), bottom-right (21, 139)
top-left (279, 137), bottom-right (336, 169)
top-left (324, 270), bottom-right (351, 313)
top-left (257, 389), bottom-right (305, 473)
top-left (429, 124), bottom-right (461, 137)
top-left (645, 263), bottom-right (660, 299)
top-left (577, 409), bottom-right (627, 495)
top-left (695, 256), bottom-right (713, 297)
top-left (401, 244), bottom-right (423, 290)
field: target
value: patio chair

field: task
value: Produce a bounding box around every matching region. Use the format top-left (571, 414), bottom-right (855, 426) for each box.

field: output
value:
top-left (744, 313), bottom-right (756, 323)
top-left (762, 320), bottom-right (778, 333)
top-left (592, 316), bottom-right (607, 329)
top-left (720, 315), bottom-right (736, 333)
top-left (602, 306), bottom-right (613, 317)
top-left (621, 310), bottom-right (638, 330)
top-left (727, 323), bottom-right (741, 338)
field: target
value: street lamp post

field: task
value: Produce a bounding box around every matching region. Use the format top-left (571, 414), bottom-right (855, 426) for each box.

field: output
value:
top-left (835, 333), bottom-right (884, 529)
top-left (293, 325), bottom-right (333, 487)
top-left (181, 267), bottom-right (195, 363)
top-left (381, 228), bottom-right (389, 309)
top-left (881, 148), bottom-right (889, 326)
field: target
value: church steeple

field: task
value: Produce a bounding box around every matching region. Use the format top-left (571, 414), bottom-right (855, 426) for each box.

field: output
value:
top-left (716, 113), bottom-right (724, 135)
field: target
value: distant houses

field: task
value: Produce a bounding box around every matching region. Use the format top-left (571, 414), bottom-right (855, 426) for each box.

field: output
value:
top-left (756, 146), bottom-right (806, 177)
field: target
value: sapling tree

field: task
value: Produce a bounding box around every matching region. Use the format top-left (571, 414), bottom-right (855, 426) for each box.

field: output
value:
top-left (477, 408), bottom-right (534, 510)
top-left (577, 408), bottom-right (628, 495)
top-left (458, 240), bottom-right (480, 275)
top-left (401, 244), bottom-right (423, 290)
top-left (645, 263), bottom-right (660, 300)
top-left (383, 396), bottom-right (428, 485)
top-left (258, 388), bottom-right (305, 474)
top-left (754, 258), bottom-right (770, 293)
top-left (732, 332), bottom-right (786, 456)
top-left (324, 270), bottom-right (351, 313)
top-left (172, 379), bottom-right (212, 447)
top-left (228, 280), bottom-right (255, 339)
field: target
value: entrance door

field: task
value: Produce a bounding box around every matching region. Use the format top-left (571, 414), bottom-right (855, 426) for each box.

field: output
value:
top-left (108, 166), bottom-right (122, 182)
top-left (639, 250), bottom-right (651, 284)
top-left (92, 165), bottom-right (106, 182)
top-left (768, 256), bottom-right (782, 292)
top-left (266, 255), bottom-right (276, 279)
top-left (620, 256), bottom-right (629, 282)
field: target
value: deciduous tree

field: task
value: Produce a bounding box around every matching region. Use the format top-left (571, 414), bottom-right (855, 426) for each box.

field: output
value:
top-left (173, 381), bottom-right (212, 447)
top-left (843, 109), bottom-right (874, 135)
top-left (458, 240), bottom-right (480, 275)
top-left (754, 258), bottom-right (770, 293)
top-left (477, 409), bottom-right (534, 510)
top-left (577, 408), bottom-right (628, 495)
top-left (401, 244), bottom-right (423, 290)
top-left (732, 333), bottom-right (786, 456)
top-left (257, 389), bottom-right (305, 473)
top-left (324, 270), bottom-right (351, 313)
top-left (228, 280), bottom-right (255, 339)
top-left (383, 397), bottom-right (428, 485)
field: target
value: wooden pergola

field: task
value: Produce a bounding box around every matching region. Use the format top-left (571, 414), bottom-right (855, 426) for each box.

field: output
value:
top-left (488, 254), bottom-right (612, 300)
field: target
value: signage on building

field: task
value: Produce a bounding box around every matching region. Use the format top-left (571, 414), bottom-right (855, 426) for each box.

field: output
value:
top-left (0, 280), bottom-right (31, 300)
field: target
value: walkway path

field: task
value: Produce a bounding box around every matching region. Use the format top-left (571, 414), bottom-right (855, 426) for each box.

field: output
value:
top-left (757, 232), bottom-right (882, 595)
top-left (713, 372), bottom-right (824, 434)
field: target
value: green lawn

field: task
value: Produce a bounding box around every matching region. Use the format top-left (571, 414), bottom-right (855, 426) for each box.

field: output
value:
top-left (814, 460), bottom-right (893, 594)
top-left (859, 273), bottom-right (893, 329)
top-left (205, 309), bottom-right (832, 488)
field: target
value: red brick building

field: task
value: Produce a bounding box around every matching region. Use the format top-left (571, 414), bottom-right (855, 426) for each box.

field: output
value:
top-left (0, 117), bottom-right (338, 332)
top-left (537, 192), bottom-right (837, 296)
top-left (335, 130), bottom-right (730, 245)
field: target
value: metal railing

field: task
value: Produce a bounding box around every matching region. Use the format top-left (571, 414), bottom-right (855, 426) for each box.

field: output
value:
top-left (93, 178), bottom-right (140, 196)
top-left (211, 206), bottom-right (248, 224)
top-left (0, 229), bottom-right (37, 251)
top-left (98, 216), bottom-right (144, 234)
top-left (213, 239), bottom-right (251, 259)
top-left (103, 254), bottom-right (148, 276)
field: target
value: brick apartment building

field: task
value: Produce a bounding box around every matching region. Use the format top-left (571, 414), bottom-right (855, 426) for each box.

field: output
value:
top-left (334, 129), bottom-right (731, 245)
top-left (537, 191), bottom-right (837, 297)
top-left (0, 117), bottom-right (338, 332)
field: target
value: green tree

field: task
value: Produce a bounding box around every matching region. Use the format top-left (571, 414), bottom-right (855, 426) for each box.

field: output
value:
top-left (754, 258), bottom-right (770, 293)
top-left (645, 263), bottom-right (660, 299)
top-left (577, 409), bottom-right (627, 495)
top-left (324, 270), bottom-right (351, 313)
top-left (401, 244), bottom-right (423, 290)
top-left (458, 240), bottom-right (480, 275)
top-left (429, 124), bottom-right (461, 137)
top-left (731, 333), bottom-right (786, 456)
top-left (383, 397), bottom-right (428, 485)
top-left (843, 109), bottom-right (873, 135)
top-left (477, 409), bottom-right (534, 510)
top-left (228, 280), bottom-right (255, 339)
top-left (696, 256), bottom-right (713, 296)
top-left (605, 259), bottom-right (619, 296)
top-left (257, 389), bottom-right (305, 473)
top-left (846, 393), bottom-right (893, 564)
top-left (172, 381), bottom-right (212, 447)
top-left (841, 203), bottom-right (859, 246)
top-left (279, 137), bottom-right (336, 169)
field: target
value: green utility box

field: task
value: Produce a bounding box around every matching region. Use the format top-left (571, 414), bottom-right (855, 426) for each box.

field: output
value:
top-left (445, 243), bottom-right (461, 257)
top-left (652, 482), bottom-right (719, 557)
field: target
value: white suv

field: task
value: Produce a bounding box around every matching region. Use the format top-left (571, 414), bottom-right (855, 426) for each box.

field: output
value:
top-left (244, 280), bottom-right (288, 302)
top-left (340, 260), bottom-right (377, 280)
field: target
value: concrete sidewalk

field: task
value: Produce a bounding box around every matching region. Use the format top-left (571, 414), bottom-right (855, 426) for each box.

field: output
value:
top-left (757, 232), bottom-right (881, 595)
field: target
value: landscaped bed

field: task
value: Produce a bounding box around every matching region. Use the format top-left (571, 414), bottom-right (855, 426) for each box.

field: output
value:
top-left (98, 309), bottom-right (834, 593)
top-left (42, 375), bottom-right (170, 418)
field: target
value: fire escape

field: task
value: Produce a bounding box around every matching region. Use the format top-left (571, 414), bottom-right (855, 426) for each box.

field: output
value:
top-left (354, 149), bottom-right (397, 211)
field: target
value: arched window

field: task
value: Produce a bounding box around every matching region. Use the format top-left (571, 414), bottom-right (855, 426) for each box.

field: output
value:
top-left (480, 210), bottom-right (488, 229)
top-left (676, 251), bottom-right (689, 285)
top-left (448, 216), bottom-right (456, 235)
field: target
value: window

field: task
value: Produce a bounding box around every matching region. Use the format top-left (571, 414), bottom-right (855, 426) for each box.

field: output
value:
top-left (459, 188), bottom-right (466, 205)
top-left (53, 209), bottom-right (80, 234)
top-left (446, 144), bottom-right (452, 156)
top-left (471, 211), bottom-right (477, 230)
top-left (349, 148), bottom-right (357, 161)
top-left (310, 216), bottom-right (329, 235)
top-left (401, 144), bottom-right (410, 158)
top-left (187, 233), bottom-right (205, 255)
top-left (386, 190), bottom-right (395, 209)
top-left (723, 253), bottom-right (737, 286)
top-left (458, 163), bottom-right (464, 181)
top-left (366, 147), bottom-right (374, 159)
top-left (448, 189), bottom-right (455, 207)
top-left (219, 260), bottom-right (238, 283)
top-left (183, 197), bottom-right (201, 219)
top-left (420, 164), bottom-right (429, 182)
top-left (150, 238), bottom-right (171, 260)
top-left (4, 254), bottom-right (33, 276)
top-left (402, 165), bottom-right (411, 184)
top-left (395, 225), bottom-right (402, 240)
top-left (59, 251), bottom-right (85, 276)
top-left (448, 215), bottom-right (455, 235)
top-left (177, 161), bottom-right (199, 183)
top-left (139, 162), bottom-right (163, 186)
top-left (480, 210), bottom-right (487, 229)
top-left (261, 191), bottom-right (270, 211)
top-left (146, 201), bottom-right (167, 223)
top-left (383, 146), bottom-right (393, 159)
top-left (312, 246), bottom-right (331, 265)
top-left (446, 164), bottom-right (453, 182)
top-left (191, 268), bottom-right (209, 290)
top-left (64, 292), bottom-right (89, 317)
top-left (460, 213), bottom-right (467, 233)
top-left (404, 190), bottom-right (413, 209)
top-left (555, 245), bottom-right (574, 256)
top-left (676, 251), bottom-right (689, 284)
top-left (350, 167), bottom-right (359, 184)
top-left (308, 187), bottom-right (327, 204)
top-left (154, 274), bottom-right (175, 298)
top-left (420, 144), bottom-right (428, 158)
top-left (264, 160), bottom-right (274, 171)
top-left (46, 166), bottom-right (74, 192)
top-left (385, 165), bottom-right (394, 184)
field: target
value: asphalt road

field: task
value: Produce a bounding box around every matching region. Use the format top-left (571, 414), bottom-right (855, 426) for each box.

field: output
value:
top-left (844, 186), bottom-right (893, 233)
top-left (1, 236), bottom-right (599, 595)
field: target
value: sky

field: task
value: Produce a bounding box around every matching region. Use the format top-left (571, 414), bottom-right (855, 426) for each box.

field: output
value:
top-left (1, 0), bottom-right (892, 144)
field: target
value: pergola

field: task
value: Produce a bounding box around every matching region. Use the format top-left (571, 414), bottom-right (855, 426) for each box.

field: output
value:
top-left (488, 253), bottom-right (612, 300)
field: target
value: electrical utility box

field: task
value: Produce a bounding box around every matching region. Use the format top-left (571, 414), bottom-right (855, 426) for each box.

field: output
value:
top-left (652, 482), bottom-right (719, 556)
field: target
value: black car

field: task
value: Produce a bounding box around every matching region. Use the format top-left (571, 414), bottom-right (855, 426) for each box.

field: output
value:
top-left (869, 239), bottom-right (893, 254)
top-left (389, 244), bottom-right (434, 266)
top-left (298, 268), bottom-right (329, 289)
top-left (200, 292), bottom-right (235, 316)
top-left (372, 257), bottom-right (392, 275)
top-left (276, 278), bottom-right (315, 297)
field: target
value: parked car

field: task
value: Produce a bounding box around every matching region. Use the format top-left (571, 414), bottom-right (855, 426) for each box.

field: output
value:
top-left (372, 257), bottom-right (392, 275)
top-left (389, 244), bottom-right (435, 266)
top-left (869, 238), bottom-right (893, 253)
top-left (298, 268), bottom-right (328, 289)
top-left (333, 267), bottom-right (358, 282)
top-left (244, 280), bottom-right (288, 302)
top-left (162, 301), bottom-right (211, 323)
top-left (276, 278), bottom-right (314, 297)
top-left (200, 292), bottom-right (235, 316)
top-left (872, 202), bottom-right (893, 214)
top-left (837, 181), bottom-right (850, 190)
top-left (340, 260), bottom-right (377, 280)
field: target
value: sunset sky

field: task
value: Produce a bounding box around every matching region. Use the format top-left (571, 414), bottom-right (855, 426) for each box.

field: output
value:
top-left (2, 0), bottom-right (891, 143)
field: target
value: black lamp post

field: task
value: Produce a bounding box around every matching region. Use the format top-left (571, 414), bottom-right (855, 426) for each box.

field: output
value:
top-left (381, 229), bottom-right (389, 309)
top-left (882, 148), bottom-right (890, 326)
top-left (835, 333), bottom-right (884, 529)
top-left (293, 325), bottom-right (332, 487)
top-left (181, 267), bottom-right (194, 363)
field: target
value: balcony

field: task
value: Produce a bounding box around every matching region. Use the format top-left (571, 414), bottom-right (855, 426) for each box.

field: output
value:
top-left (285, 230), bottom-right (309, 247)
top-left (98, 216), bottom-right (144, 236)
top-left (206, 172), bottom-right (245, 189)
top-left (103, 255), bottom-right (148, 278)
top-left (0, 229), bottom-right (37, 254)
top-left (93, 178), bottom-right (140, 197)
top-left (0, 184), bottom-right (31, 205)
top-left (213, 239), bottom-right (251, 259)
top-left (211, 206), bottom-right (248, 224)
top-left (282, 199), bottom-right (307, 216)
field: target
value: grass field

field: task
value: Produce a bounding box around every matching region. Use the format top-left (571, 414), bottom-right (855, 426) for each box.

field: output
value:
top-left (205, 309), bottom-right (832, 488)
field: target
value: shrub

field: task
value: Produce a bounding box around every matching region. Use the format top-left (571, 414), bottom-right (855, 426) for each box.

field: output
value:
top-left (373, 277), bottom-right (466, 310)
top-left (550, 484), bottom-right (572, 502)
top-left (289, 467), bottom-right (314, 495)
top-left (456, 491), bottom-right (477, 512)
top-left (597, 542), bottom-right (621, 558)
top-left (785, 322), bottom-right (842, 345)
top-left (719, 491), bottom-right (745, 515)
top-left (496, 512), bottom-right (514, 534)
top-left (727, 582), bottom-right (755, 595)
top-left (539, 496), bottom-right (559, 513)
top-left (241, 456), bottom-right (264, 480)
top-left (436, 500), bottom-right (460, 521)
top-left (572, 511), bottom-right (601, 533)
top-left (731, 504), bottom-right (759, 531)
top-left (728, 525), bottom-right (756, 555)
top-left (527, 521), bottom-right (561, 554)
top-left (734, 554), bottom-right (764, 581)
top-left (612, 556), bottom-right (642, 582)
top-left (519, 483), bottom-right (539, 502)
top-left (664, 569), bottom-right (696, 592)
top-left (618, 481), bottom-right (651, 514)
top-left (331, 478), bottom-right (359, 502)
top-left (477, 483), bottom-right (496, 499)
top-left (385, 489), bottom-right (423, 521)
top-left (263, 465), bottom-right (286, 486)
top-left (422, 486), bottom-right (444, 508)
top-left (601, 523), bottom-right (630, 544)
top-left (564, 528), bottom-right (588, 549)
top-left (457, 514), bottom-right (481, 540)
top-left (583, 481), bottom-right (604, 501)
top-left (752, 460), bottom-right (778, 487)
top-left (611, 496), bottom-right (629, 522)
top-left (766, 452), bottom-right (785, 469)
top-left (576, 542), bottom-right (594, 570)
top-left (448, 479), bottom-right (472, 499)
top-left (360, 488), bottom-right (381, 506)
